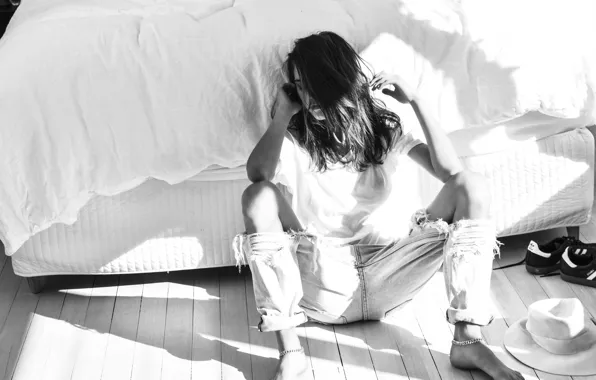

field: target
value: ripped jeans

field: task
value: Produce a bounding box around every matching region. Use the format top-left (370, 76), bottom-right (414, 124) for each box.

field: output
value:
top-left (233, 209), bottom-right (499, 332)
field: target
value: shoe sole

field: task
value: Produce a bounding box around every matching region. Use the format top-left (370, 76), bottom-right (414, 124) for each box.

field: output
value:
top-left (561, 273), bottom-right (596, 288)
top-left (525, 263), bottom-right (560, 275)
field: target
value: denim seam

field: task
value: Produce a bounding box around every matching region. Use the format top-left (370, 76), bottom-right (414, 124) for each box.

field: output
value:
top-left (357, 233), bottom-right (441, 269)
top-left (355, 246), bottom-right (369, 320)
top-left (301, 304), bottom-right (348, 325)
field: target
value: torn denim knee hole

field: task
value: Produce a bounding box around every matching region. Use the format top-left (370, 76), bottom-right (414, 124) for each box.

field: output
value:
top-left (410, 209), bottom-right (450, 235)
top-left (249, 247), bottom-right (288, 267)
top-left (232, 231), bottom-right (316, 271)
top-left (446, 225), bottom-right (502, 260)
top-left (233, 233), bottom-right (289, 270)
top-left (446, 242), bottom-right (500, 261)
top-left (408, 209), bottom-right (502, 261)
top-left (249, 235), bottom-right (294, 267)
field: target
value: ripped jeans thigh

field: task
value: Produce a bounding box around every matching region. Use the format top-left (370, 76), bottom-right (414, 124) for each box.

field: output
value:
top-left (233, 231), bottom-right (362, 330)
top-left (412, 209), bottom-right (500, 326)
top-left (362, 209), bottom-right (500, 325)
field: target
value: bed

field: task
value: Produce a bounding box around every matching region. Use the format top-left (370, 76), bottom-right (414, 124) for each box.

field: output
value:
top-left (0, 0), bottom-right (595, 292)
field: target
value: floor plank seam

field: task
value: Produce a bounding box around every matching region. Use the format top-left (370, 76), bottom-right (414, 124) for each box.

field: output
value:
top-left (5, 280), bottom-right (42, 380)
top-left (413, 307), bottom-right (445, 380)
top-left (217, 272), bottom-right (223, 380)
top-left (392, 334), bottom-right (411, 380)
top-left (360, 330), bottom-right (379, 380)
top-left (157, 279), bottom-right (168, 376)
top-left (98, 276), bottom-right (121, 380)
top-left (331, 326), bottom-right (349, 380)
top-left (129, 283), bottom-right (143, 380)
top-left (189, 280), bottom-right (194, 380)
top-left (66, 278), bottom-right (94, 380)
top-left (8, 292), bottom-right (35, 380)
top-left (0, 277), bottom-right (21, 334)
top-left (242, 272), bottom-right (255, 380)
top-left (49, 291), bottom-right (68, 378)
top-left (0, 257), bottom-right (7, 280)
top-left (159, 281), bottom-right (171, 380)
top-left (301, 327), bottom-right (316, 380)
top-left (132, 281), bottom-right (145, 350)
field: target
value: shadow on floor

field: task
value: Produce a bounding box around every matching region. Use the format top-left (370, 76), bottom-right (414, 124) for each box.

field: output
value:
top-left (1, 265), bottom-right (484, 380)
top-left (4, 227), bottom-right (576, 379)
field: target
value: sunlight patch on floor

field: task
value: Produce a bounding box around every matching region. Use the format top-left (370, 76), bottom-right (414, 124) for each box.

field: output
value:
top-left (63, 288), bottom-right (96, 297)
top-left (13, 314), bottom-right (103, 379)
top-left (199, 333), bottom-right (255, 356)
top-left (193, 287), bottom-right (220, 301)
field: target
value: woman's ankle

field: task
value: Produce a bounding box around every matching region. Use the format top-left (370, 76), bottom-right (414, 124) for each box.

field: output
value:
top-left (275, 328), bottom-right (302, 351)
top-left (453, 322), bottom-right (483, 341)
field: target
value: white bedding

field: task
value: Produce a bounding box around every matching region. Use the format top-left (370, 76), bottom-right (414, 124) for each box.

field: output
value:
top-left (11, 128), bottom-right (594, 277)
top-left (0, 0), bottom-right (595, 255)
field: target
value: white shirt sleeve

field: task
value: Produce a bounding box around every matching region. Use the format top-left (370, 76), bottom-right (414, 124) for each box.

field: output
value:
top-left (272, 134), bottom-right (299, 189)
top-left (388, 111), bottom-right (424, 156)
top-left (393, 130), bottom-right (423, 156)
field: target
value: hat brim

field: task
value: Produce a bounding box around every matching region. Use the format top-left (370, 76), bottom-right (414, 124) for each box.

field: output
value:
top-left (504, 318), bottom-right (596, 376)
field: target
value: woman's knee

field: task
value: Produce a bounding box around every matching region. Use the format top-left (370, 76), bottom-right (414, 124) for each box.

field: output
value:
top-left (241, 181), bottom-right (280, 221)
top-left (451, 170), bottom-right (491, 219)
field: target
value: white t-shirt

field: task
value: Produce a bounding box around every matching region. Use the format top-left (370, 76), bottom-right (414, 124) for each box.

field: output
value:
top-left (274, 125), bottom-right (423, 246)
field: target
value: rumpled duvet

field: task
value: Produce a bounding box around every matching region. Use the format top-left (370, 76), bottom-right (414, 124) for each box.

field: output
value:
top-left (0, 0), bottom-right (594, 255)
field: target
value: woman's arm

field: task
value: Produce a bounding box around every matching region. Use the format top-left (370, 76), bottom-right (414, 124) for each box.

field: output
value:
top-left (410, 100), bottom-right (463, 183)
top-left (407, 143), bottom-right (442, 181)
top-left (246, 119), bottom-right (290, 183)
top-left (372, 72), bottom-right (462, 183)
top-left (246, 86), bottom-right (301, 183)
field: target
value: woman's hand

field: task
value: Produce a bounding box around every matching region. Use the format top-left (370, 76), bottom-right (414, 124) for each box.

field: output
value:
top-left (270, 84), bottom-right (302, 126)
top-left (370, 72), bottom-right (412, 104)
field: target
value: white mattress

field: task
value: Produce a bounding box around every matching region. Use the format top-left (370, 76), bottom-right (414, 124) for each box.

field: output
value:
top-left (10, 128), bottom-right (594, 277)
top-left (11, 175), bottom-right (251, 277)
top-left (450, 128), bottom-right (594, 236)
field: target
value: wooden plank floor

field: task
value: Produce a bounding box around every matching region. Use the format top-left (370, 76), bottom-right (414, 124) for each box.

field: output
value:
top-left (1, 222), bottom-right (596, 380)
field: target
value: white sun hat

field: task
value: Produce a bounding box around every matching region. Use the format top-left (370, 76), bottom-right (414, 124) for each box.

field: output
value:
top-left (504, 298), bottom-right (596, 376)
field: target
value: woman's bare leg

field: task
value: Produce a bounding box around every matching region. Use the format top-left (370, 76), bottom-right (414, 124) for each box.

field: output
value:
top-left (426, 171), bottom-right (524, 380)
top-left (242, 181), bottom-right (309, 380)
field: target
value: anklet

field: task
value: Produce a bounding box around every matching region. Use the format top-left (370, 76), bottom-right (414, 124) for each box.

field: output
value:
top-left (279, 347), bottom-right (304, 357)
top-left (452, 338), bottom-right (484, 346)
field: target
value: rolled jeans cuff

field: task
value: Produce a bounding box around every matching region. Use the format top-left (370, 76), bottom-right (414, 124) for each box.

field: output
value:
top-left (446, 308), bottom-right (494, 326)
top-left (235, 232), bottom-right (306, 332)
top-left (259, 311), bottom-right (309, 332)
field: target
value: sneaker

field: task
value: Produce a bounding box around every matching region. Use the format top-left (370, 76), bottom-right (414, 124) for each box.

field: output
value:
top-left (525, 236), bottom-right (581, 275)
top-left (561, 245), bottom-right (596, 288)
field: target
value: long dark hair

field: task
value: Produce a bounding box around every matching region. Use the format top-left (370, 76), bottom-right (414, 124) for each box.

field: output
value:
top-left (285, 31), bottom-right (402, 172)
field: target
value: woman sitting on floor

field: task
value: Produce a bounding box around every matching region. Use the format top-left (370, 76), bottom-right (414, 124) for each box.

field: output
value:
top-left (235, 31), bottom-right (523, 380)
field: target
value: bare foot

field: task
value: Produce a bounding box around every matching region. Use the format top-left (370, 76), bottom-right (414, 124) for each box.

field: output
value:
top-left (450, 341), bottom-right (524, 380)
top-left (271, 351), bottom-right (310, 380)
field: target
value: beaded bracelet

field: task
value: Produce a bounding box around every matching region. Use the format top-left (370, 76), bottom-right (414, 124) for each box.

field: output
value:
top-left (279, 347), bottom-right (304, 357)
top-left (452, 338), bottom-right (484, 346)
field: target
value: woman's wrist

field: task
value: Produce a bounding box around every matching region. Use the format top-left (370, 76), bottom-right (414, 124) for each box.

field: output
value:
top-left (272, 114), bottom-right (291, 130)
top-left (410, 99), bottom-right (430, 118)
top-left (406, 91), bottom-right (420, 105)
top-left (410, 99), bottom-right (421, 115)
